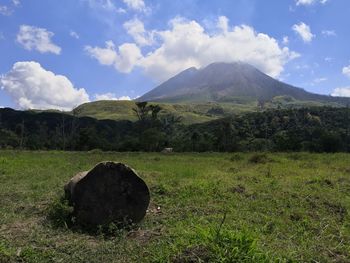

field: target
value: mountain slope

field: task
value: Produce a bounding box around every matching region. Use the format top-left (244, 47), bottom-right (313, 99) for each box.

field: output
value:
top-left (138, 62), bottom-right (349, 104)
top-left (72, 100), bottom-right (237, 124)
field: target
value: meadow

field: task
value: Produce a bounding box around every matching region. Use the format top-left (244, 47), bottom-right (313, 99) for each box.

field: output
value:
top-left (0, 151), bottom-right (349, 262)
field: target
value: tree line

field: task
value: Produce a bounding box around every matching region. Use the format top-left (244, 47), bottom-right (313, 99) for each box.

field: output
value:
top-left (0, 104), bottom-right (349, 152)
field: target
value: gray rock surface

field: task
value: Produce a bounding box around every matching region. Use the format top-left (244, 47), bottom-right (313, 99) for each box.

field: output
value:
top-left (64, 162), bottom-right (150, 226)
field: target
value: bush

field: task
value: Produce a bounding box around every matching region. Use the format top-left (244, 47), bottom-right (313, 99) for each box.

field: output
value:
top-left (46, 196), bottom-right (73, 228)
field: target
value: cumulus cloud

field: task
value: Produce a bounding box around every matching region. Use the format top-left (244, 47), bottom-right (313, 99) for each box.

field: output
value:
top-left (217, 16), bottom-right (229, 33)
top-left (17, 25), bottom-right (61, 54)
top-left (70, 30), bottom-right (79, 39)
top-left (332, 87), bottom-right (350, 97)
top-left (296, 0), bottom-right (328, 6)
top-left (123, 0), bottom-right (146, 12)
top-left (292, 22), bottom-right (314, 43)
top-left (94, 93), bottom-right (131, 100)
top-left (12, 0), bottom-right (20, 6)
top-left (0, 61), bottom-right (89, 110)
top-left (282, 36), bottom-right (289, 45)
top-left (85, 41), bottom-right (142, 73)
top-left (342, 65), bottom-right (350, 78)
top-left (116, 7), bottom-right (127, 13)
top-left (123, 18), bottom-right (153, 46)
top-left (86, 16), bottom-right (299, 82)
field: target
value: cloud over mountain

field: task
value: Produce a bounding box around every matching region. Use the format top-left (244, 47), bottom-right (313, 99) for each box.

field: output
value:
top-left (86, 16), bottom-right (299, 82)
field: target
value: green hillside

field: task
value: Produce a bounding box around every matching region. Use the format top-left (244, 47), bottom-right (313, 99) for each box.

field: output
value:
top-left (71, 98), bottom-right (343, 124)
top-left (71, 100), bottom-right (257, 124)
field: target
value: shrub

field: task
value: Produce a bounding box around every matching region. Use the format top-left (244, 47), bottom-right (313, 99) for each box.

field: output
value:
top-left (46, 196), bottom-right (73, 228)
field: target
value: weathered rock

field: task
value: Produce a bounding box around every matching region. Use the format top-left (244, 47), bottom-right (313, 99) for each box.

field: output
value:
top-left (161, 148), bottom-right (173, 153)
top-left (64, 162), bottom-right (150, 226)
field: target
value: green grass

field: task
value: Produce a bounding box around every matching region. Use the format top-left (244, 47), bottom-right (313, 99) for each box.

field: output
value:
top-left (71, 100), bottom-right (219, 124)
top-left (70, 100), bottom-right (344, 125)
top-left (1, 151), bottom-right (350, 262)
top-left (71, 100), bottom-right (260, 124)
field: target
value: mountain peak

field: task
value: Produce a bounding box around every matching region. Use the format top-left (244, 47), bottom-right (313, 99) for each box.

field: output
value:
top-left (138, 62), bottom-right (348, 104)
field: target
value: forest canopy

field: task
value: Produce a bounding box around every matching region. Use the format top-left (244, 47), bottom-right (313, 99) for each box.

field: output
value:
top-left (0, 105), bottom-right (349, 153)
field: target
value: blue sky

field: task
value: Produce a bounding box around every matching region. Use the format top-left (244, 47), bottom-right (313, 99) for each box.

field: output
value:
top-left (0, 0), bottom-right (350, 110)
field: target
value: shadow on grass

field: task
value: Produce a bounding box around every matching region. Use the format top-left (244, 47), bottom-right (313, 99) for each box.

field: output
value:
top-left (46, 195), bottom-right (138, 237)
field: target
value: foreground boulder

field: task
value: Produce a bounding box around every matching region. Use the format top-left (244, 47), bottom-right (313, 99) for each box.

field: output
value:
top-left (64, 162), bottom-right (150, 226)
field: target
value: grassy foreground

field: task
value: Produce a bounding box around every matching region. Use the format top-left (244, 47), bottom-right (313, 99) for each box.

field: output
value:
top-left (0, 151), bottom-right (349, 262)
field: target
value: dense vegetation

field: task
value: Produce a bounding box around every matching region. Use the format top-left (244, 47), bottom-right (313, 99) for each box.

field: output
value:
top-left (0, 105), bottom-right (349, 152)
top-left (1, 151), bottom-right (349, 262)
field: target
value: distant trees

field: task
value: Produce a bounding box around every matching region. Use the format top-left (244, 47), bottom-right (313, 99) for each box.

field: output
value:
top-left (0, 106), bottom-right (350, 153)
top-left (132, 101), bottom-right (171, 151)
top-left (133, 102), bottom-right (149, 121)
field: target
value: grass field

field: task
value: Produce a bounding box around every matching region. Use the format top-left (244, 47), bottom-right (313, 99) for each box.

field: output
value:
top-left (0, 151), bottom-right (350, 262)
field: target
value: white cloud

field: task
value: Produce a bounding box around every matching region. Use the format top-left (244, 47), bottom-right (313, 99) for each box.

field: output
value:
top-left (86, 16), bottom-right (299, 82)
top-left (325, 57), bottom-right (333, 62)
top-left (282, 36), bottom-right (289, 45)
top-left (12, 0), bottom-right (20, 6)
top-left (296, 0), bottom-right (328, 6)
top-left (94, 93), bottom-right (131, 100)
top-left (70, 30), bottom-right (79, 39)
top-left (17, 25), bottom-right (61, 54)
top-left (85, 41), bottom-right (142, 73)
top-left (292, 22), bottom-right (314, 43)
top-left (217, 16), bottom-right (229, 33)
top-left (0, 5), bottom-right (12, 16)
top-left (343, 65), bottom-right (350, 78)
top-left (123, 18), bottom-right (153, 46)
top-left (123, 0), bottom-right (146, 12)
top-left (85, 41), bottom-right (117, 65)
top-left (0, 0), bottom-right (20, 15)
top-left (332, 87), bottom-right (350, 97)
top-left (0, 61), bottom-right (89, 110)
top-left (116, 7), bottom-right (127, 13)
top-left (322, 30), bottom-right (336, 37)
